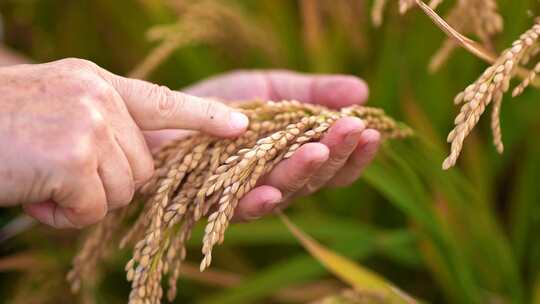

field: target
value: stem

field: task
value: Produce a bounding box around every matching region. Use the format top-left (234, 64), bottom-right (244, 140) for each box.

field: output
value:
top-left (414, 0), bottom-right (540, 89)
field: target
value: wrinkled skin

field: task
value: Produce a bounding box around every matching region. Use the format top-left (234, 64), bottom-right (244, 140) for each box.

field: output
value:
top-left (0, 59), bottom-right (249, 228)
top-left (0, 58), bottom-right (379, 228)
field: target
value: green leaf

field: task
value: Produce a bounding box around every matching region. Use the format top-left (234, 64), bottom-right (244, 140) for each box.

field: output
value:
top-left (279, 213), bottom-right (419, 304)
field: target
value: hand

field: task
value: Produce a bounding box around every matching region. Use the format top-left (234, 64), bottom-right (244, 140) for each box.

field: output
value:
top-left (0, 58), bottom-right (248, 228)
top-left (147, 70), bottom-right (380, 221)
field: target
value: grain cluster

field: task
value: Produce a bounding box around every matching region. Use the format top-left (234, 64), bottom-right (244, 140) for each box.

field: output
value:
top-left (443, 18), bottom-right (540, 169)
top-left (370, 0), bottom-right (503, 72)
top-left (374, 0), bottom-right (539, 168)
top-left (429, 0), bottom-right (503, 72)
top-left (66, 100), bottom-right (411, 303)
top-left (129, 0), bottom-right (279, 80)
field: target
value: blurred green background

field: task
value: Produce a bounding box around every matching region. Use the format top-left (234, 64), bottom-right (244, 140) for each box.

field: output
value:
top-left (1, 0), bottom-right (540, 303)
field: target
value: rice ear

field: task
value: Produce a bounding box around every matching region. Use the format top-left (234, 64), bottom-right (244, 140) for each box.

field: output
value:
top-left (67, 100), bottom-right (411, 303)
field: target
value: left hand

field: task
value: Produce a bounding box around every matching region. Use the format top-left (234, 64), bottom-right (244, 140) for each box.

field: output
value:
top-left (145, 70), bottom-right (381, 221)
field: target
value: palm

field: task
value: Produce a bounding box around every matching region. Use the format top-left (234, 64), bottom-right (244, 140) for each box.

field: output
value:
top-left (145, 71), bottom-right (380, 221)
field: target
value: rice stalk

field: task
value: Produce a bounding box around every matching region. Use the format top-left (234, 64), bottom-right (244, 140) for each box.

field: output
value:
top-left (512, 62), bottom-right (540, 97)
top-left (67, 100), bottom-right (412, 303)
top-left (371, 0), bottom-right (502, 73)
top-left (414, 0), bottom-right (540, 87)
top-left (407, 0), bottom-right (540, 168)
top-left (129, 0), bottom-right (280, 79)
top-left (429, 0), bottom-right (503, 72)
top-left (443, 18), bottom-right (540, 169)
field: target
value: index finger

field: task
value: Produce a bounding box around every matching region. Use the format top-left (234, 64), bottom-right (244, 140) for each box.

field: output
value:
top-left (101, 71), bottom-right (249, 137)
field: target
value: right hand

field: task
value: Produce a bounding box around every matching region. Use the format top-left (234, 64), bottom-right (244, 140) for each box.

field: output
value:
top-left (0, 58), bottom-right (248, 229)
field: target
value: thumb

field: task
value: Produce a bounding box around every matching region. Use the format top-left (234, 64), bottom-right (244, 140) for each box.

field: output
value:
top-left (105, 73), bottom-right (249, 137)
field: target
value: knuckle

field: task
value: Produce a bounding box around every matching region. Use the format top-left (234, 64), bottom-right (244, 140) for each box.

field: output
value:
top-left (50, 60), bottom-right (109, 99)
top-left (42, 128), bottom-right (95, 173)
top-left (70, 70), bottom-right (113, 102)
top-left (96, 203), bottom-right (107, 220)
top-left (60, 140), bottom-right (96, 171)
top-left (113, 181), bottom-right (136, 207)
top-left (69, 203), bottom-right (107, 227)
top-left (59, 57), bottom-right (97, 70)
top-left (89, 205), bottom-right (107, 225)
top-left (59, 71), bottom-right (111, 102)
top-left (92, 201), bottom-right (108, 222)
top-left (56, 76), bottom-right (90, 97)
top-left (56, 57), bottom-right (82, 67)
top-left (84, 79), bottom-right (115, 102)
top-left (79, 105), bottom-right (109, 139)
top-left (152, 84), bottom-right (180, 119)
top-left (137, 158), bottom-right (155, 185)
top-left (73, 97), bottom-right (109, 135)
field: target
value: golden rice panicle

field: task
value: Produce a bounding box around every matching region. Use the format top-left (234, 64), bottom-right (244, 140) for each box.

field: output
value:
top-left (490, 92), bottom-right (504, 153)
top-left (165, 216), bottom-right (195, 302)
top-left (130, 0), bottom-right (279, 79)
top-left (443, 19), bottom-right (540, 170)
top-left (200, 115), bottom-right (333, 271)
top-left (126, 142), bottom-right (211, 304)
top-left (200, 122), bottom-right (311, 267)
top-left (66, 209), bottom-right (128, 294)
top-left (371, 0), bottom-right (502, 72)
top-left (430, 0), bottom-right (503, 72)
top-left (68, 100), bottom-right (411, 303)
top-left (466, 0), bottom-right (503, 43)
top-left (513, 61), bottom-right (540, 97)
top-left (341, 106), bottom-right (413, 139)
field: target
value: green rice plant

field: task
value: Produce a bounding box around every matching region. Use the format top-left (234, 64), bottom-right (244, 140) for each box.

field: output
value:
top-left (1, 1), bottom-right (540, 303)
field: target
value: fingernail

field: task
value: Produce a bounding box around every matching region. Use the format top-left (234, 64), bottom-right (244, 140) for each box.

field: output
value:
top-left (262, 197), bottom-right (282, 214)
top-left (229, 112), bottom-right (249, 131)
top-left (345, 130), bottom-right (363, 146)
top-left (244, 214), bottom-right (262, 221)
top-left (363, 139), bottom-right (380, 155)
